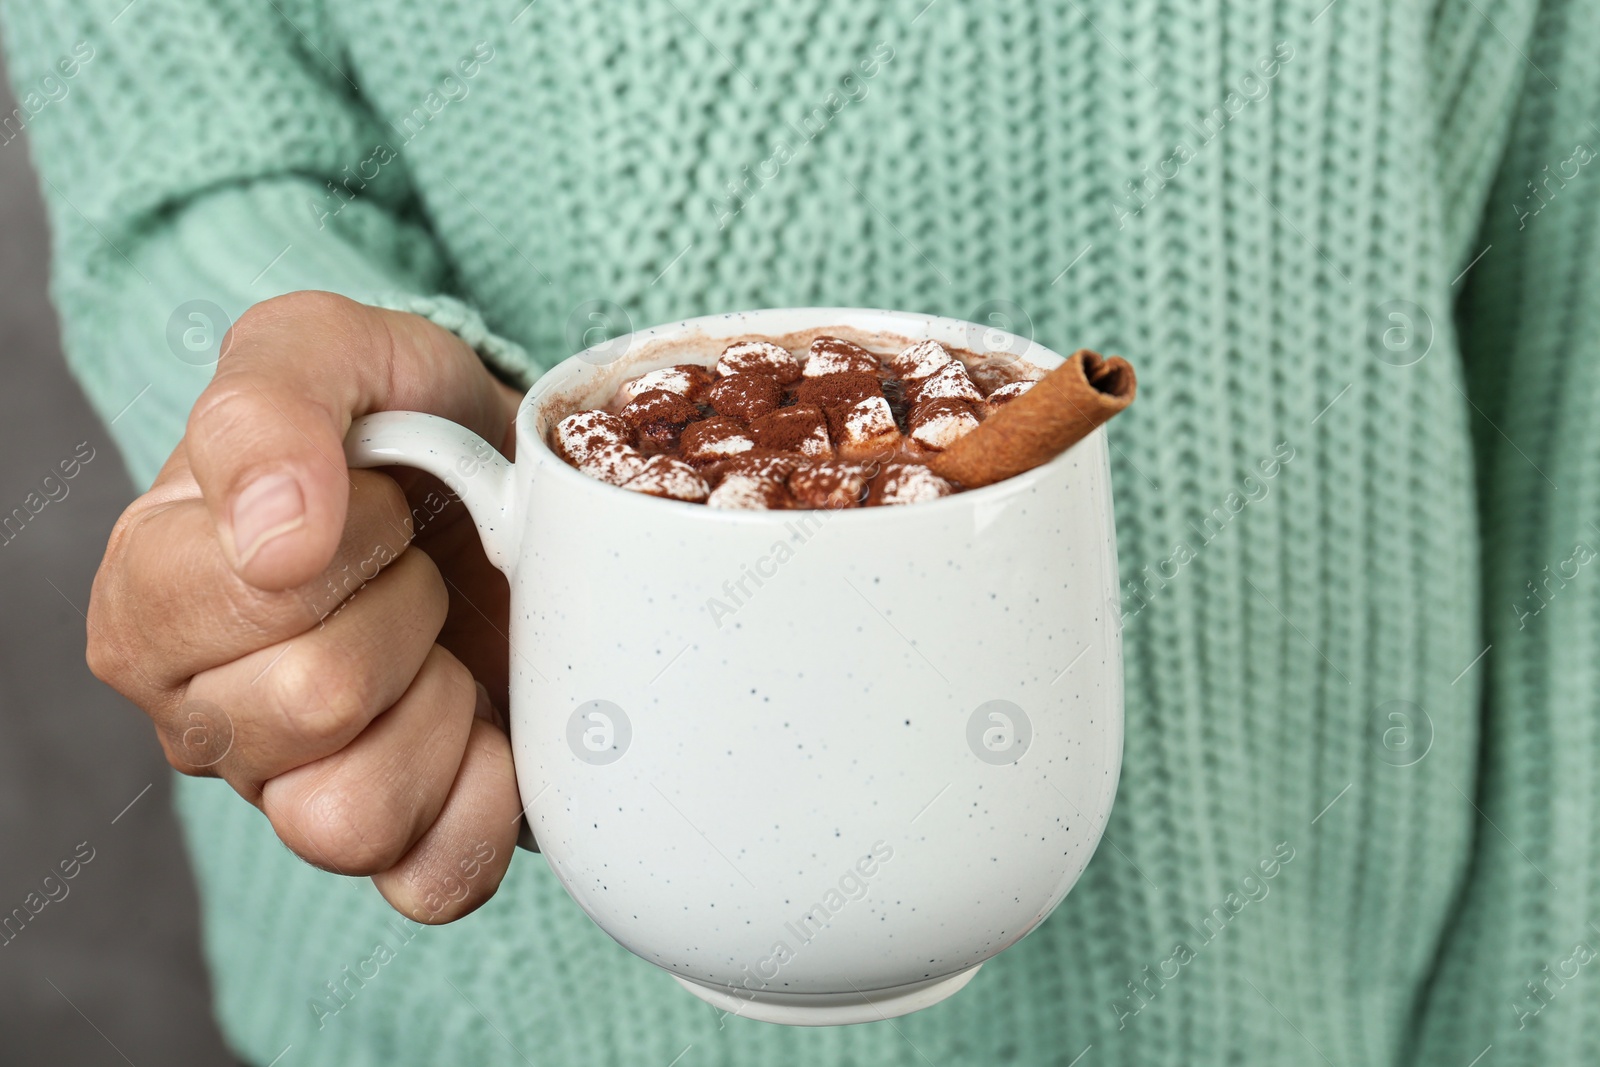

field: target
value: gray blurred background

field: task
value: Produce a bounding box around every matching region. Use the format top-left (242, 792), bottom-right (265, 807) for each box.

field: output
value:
top-left (0, 48), bottom-right (236, 1065)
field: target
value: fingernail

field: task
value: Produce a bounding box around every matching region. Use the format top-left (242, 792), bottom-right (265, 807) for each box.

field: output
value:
top-left (231, 472), bottom-right (305, 566)
top-left (473, 682), bottom-right (500, 726)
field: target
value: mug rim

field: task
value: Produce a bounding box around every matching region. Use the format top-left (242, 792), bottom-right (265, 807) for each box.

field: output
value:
top-left (515, 306), bottom-right (1093, 524)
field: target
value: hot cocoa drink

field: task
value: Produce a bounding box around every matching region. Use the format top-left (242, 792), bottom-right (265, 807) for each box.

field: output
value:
top-left (550, 335), bottom-right (1135, 509)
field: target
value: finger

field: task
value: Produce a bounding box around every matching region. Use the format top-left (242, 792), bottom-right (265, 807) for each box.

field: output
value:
top-left (178, 545), bottom-right (450, 784)
top-left (88, 470), bottom-right (420, 698)
top-left (424, 497), bottom-right (513, 704)
top-left (259, 645), bottom-right (479, 876)
top-left (185, 290), bottom-right (518, 591)
top-left (370, 718), bottom-right (520, 923)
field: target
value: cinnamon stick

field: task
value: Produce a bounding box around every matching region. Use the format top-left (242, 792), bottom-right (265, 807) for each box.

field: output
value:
top-left (929, 349), bottom-right (1136, 488)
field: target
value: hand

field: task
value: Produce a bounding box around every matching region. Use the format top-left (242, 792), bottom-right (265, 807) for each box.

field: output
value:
top-left (87, 291), bottom-right (524, 922)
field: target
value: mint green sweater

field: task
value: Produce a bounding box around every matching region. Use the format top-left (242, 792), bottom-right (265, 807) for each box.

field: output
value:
top-left (6, 0), bottom-right (1599, 1063)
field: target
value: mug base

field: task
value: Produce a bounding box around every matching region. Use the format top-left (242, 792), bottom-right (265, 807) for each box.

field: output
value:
top-left (668, 964), bottom-right (983, 1026)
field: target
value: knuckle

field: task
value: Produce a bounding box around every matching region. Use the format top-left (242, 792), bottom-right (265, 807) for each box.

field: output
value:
top-left (100, 495), bottom-right (148, 564)
top-left (431, 644), bottom-right (477, 708)
top-left (184, 380), bottom-right (263, 445)
top-left (270, 643), bottom-right (373, 750)
top-left (82, 592), bottom-right (119, 681)
top-left (224, 291), bottom-right (373, 372)
top-left (197, 292), bottom-right (373, 430)
top-left (383, 834), bottom-right (506, 924)
top-left (277, 780), bottom-right (410, 875)
top-left (156, 730), bottom-right (218, 779)
top-left (238, 289), bottom-right (362, 338)
top-left (161, 746), bottom-right (194, 776)
top-left (83, 633), bottom-right (122, 689)
top-left (410, 551), bottom-right (452, 633)
top-left (405, 877), bottom-right (469, 925)
top-left (83, 501), bottom-right (164, 690)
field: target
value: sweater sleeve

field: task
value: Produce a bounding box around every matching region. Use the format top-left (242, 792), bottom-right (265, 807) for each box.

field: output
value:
top-left (0, 0), bottom-right (530, 490)
top-left (1415, 0), bottom-right (1600, 1062)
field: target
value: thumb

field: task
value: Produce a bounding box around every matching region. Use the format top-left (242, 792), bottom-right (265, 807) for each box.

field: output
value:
top-left (185, 291), bottom-right (517, 591)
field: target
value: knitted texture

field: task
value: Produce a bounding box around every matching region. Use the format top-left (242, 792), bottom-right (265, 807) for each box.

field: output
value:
top-left (3, 0), bottom-right (1597, 1064)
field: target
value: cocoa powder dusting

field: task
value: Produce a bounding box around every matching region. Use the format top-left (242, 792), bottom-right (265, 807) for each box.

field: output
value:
top-left (549, 334), bottom-right (1131, 508)
top-left (793, 371), bottom-right (885, 439)
top-left (680, 416), bottom-right (755, 464)
top-left (707, 372), bottom-right (782, 421)
top-left (619, 389), bottom-right (702, 451)
top-left (789, 461), bottom-right (870, 509)
top-left (749, 403), bottom-right (829, 453)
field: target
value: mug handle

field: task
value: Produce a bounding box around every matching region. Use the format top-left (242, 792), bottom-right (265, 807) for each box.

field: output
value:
top-left (344, 412), bottom-right (537, 851)
top-left (343, 411), bottom-right (520, 575)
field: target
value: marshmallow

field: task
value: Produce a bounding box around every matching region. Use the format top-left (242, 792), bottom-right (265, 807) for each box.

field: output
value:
top-left (794, 370), bottom-right (882, 413)
top-left (707, 471), bottom-right (792, 510)
top-left (869, 463), bottom-right (954, 506)
top-left (577, 442), bottom-right (647, 486)
top-left (985, 380), bottom-right (1036, 405)
top-left (836, 395), bottom-right (902, 460)
top-left (804, 336), bottom-right (880, 377)
top-left (555, 333), bottom-right (1063, 508)
top-left (908, 398), bottom-right (980, 450)
top-left (749, 403), bottom-right (833, 458)
top-left (680, 416), bottom-right (756, 462)
top-left (716, 454), bottom-right (804, 482)
top-left (717, 340), bottom-right (802, 383)
top-left (788, 462), bottom-right (869, 509)
top-left (617, 364), bottom-right (714, 403)
top-left (553, 410), bottom-right (633, 464)
top-left (797, 425), bottom-right (832, 457)
top-left (889, 339), bottom-right (955, 382)
top-left (707, 372), bottom-right (782, 420)
top-left (620, 388), bottom-right (702, 449)
top-left (907, 360), bottom-right (984, 404)
top-left (621, 455), bottom-right (709, 502)
top-left (969, 359), bottom-right (1043, 395)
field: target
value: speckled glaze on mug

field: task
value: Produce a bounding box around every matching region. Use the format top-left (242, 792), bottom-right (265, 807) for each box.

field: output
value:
top-left (344, 308), bottom-right (1124, 1026)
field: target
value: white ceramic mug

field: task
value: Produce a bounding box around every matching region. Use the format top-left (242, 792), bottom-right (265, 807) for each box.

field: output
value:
top-left (343, 308), bottom-right (1124, 1025)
